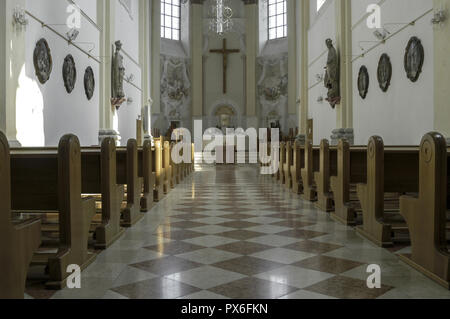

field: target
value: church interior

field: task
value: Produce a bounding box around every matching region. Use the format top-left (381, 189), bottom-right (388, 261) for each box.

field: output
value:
top-left (1, 0), bottom-right (450, 301)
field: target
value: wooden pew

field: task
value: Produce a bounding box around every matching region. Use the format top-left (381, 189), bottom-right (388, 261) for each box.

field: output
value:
top-left (170, 142), bottom-right (179, 186)
top-left (81, 138), bottom-right (125, 249)
top-left (279, 143), bottom-right (286, 185)
top-left (314, 139), bottom-right (337, 212)
top-left (163, 141), bottom-right (171, 194)
top-left (153, 138), bottom-right (165, 201)
top-left (273, 143), bottom-right (281, 182)
top-left (0, 132), bottom-right (41, 299)
top-left (330, 140), bottom-right (367, 225)
top-left (284, 142), bottom-right (293, 189)
top-left (11, 135), bottom-right (97, 289)
top-left (301, 141), bottom-right (320, 201)
top-left (290, 142), bottom-right (305, 195)
top-left (356, 136), bottom-right (419, 247)
top-left (399, 132), bottom-right (450, 289)
top-left (116, 139), bottom-right (144, 227)
top-left (139, 139), bottom-right (155, 211)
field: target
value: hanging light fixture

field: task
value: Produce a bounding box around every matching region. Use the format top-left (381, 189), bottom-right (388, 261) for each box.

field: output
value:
top-left (209, 0), bottom-right (233, 36)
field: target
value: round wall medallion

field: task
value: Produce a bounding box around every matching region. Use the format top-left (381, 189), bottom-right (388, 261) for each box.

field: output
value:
top-left (33, 38), bottom-right (53, 84)
top-left (358, 66), bottom-right (369, 99)
top-left (84, 67), bottom-right (95, 100)
top-left (377, 54), bottom-right (392, 92)
top-left (63, 54), bottom-right (77, 94)
top-left (404, 36), bottom-right (424, 83)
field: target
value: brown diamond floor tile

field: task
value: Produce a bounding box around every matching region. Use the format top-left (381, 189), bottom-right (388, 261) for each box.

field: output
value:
top-left (218, 221), bottom-right (262, 229)
top-left (159, 230), bottom-right (205, 240)
top-left (283, 240), bottom-right (344, 254)
top-left (174, 207), bottom-right (212, 213)
top-left (166, 221), bottom-right (208, 229)
top-left (111, 277), bottom-right (201, 299)
top-left (215, 241), bottom-right (273, 255)
top-left (276, 229), bottom-right (328, 239)
top-left (220, 213), bottom-right (254, 220)
top-left (173, 213), bottom-right (209, 220)
top-left (218, 230), bottom-right (265, 240)
top-left (293, 255), bottom-right (364, 275)
top-left (144, 241), bottom-right (206, 255)
top-left (266, 213), bottom-right (301, 219)
top-left (130, 256), bottom-right (203, 276)
top-left (208, 277), bottom-right (297, 299)
top-left (271, 220), bottom-right (316, 228)
top-left (220, 207), bottom-right (254, 213)
top-left (212, 256), bottom-right (285, 276)
top-left (303, 276), bottom-right (393, 299)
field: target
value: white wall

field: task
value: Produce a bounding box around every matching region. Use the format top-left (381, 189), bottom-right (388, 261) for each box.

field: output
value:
top-left (352, 0), bottom-right (434, 145)
top-left (23, 0), bottom-right (100, 146)
top-left (308, 1), bottom-right (336, 145)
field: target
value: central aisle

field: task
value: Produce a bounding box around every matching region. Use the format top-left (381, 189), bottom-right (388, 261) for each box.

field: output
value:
top-left (44, 165), bottom-right (450, 299)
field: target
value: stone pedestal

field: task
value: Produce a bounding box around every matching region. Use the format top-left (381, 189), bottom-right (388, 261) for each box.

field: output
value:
top-left (99, 129), bottom-right (121, 146)
top-left (295, 134), bottom-right (306, 146)
top-left (331, 128), bottom-right (354, 146)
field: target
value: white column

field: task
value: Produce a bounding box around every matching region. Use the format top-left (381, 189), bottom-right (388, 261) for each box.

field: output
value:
top-left (434, 0), bottom-right (450, 143)
top-left (97, 0), bottom-right (119, 144)
top-left (139, 0), bottom-right (152, 141)
top-left (244, 0), bottom-right (258, 129)
top-left (299, 0), bottom-right (309, 137)
top-left (191, 1), bottom-right (204, 151)
top-left (151, 0), bottom-right (161, 116)
top-left (335, 0), bottom-right (353, 130)
top-left (0, 0), bottom-right (26, 147)
top-left (287, 0), bottom-right (297, 120)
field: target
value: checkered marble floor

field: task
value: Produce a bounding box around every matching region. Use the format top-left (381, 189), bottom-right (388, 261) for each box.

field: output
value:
top-left (29, 165), bottom-right (450, 299)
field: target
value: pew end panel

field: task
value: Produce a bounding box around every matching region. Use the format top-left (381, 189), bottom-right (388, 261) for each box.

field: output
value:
top-left (0, 132), bottom-right (42, 299)
top-left (315, 139), bottom-right (334, 212)
top-left (118, 139), bottom-right (145, 227)
top-left (11, 135), bottom-right (97, 289)
top-left (140, 140), bottom-right (155, 212)
top-left (399, 132), bottom-right (450, 289)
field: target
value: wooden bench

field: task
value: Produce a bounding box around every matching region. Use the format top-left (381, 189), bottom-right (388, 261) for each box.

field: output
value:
top-left (290, 142), bottom-right (305, 195)
top-left (153, 138), bottom-right (165, 202)
top-left (139, 139), bottom-right (155, 211)
top-left (314, 139), bottom-right (337, 212)
top-left (116, 139), bottom-right (145, 227)
top-left (11, 134), bottom-right (97, 289)
top-left (284, 142), bottom-right (293, 189)
top-left (80, 138), bottom-right (125, 249)
top-left (356, 136), bottom-right (419, 247)
top-left (398, 132), bottom-right (450, 289)
top-left (272, 143), bottom-right (281, 182)
top-left (301, 141), bottom-right (320, 201)
top-left (163, 141), bottom-right (172, 194)
top-left (279, 143), bottom-right (286, 185)
top-left (0, 132), bottom-right (42, 299)
top-left (330, 140), bottom-right (367, 225)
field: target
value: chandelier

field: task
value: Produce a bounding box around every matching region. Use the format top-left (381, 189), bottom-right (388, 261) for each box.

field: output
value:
top-left (209, 0), bottom-right (233, 35)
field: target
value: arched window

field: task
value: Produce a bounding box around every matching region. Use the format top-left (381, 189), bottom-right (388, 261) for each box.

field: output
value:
top-left (161, 0), bottom-right (181, 40)
top-left (268, 0), bottom-right (287, 40)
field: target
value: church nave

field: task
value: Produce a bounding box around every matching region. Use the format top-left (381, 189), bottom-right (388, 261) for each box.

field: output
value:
top-left (24, 165), bottom-right (450, 300)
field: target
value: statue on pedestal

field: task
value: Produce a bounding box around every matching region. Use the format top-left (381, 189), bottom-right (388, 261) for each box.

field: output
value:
top-left (324, 39), bottom-right (340, 109)
top-left (111, 40), bottom-right (126, 108)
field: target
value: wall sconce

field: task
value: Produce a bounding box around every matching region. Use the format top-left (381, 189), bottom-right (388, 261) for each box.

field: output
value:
top-left (431, 9), bottom-right (447, 25)
top-left (373, 28), bottom-right (389, 41)
top-left (13, 7), bottom-right (28, 30)
top-left (127, 97), bottom-right (134, 104)
top-left (317, 96), bottom-right (324, 103)
top-left (316, 74), bottom-right (324, 82)
top-left (125, 74), bottom-right (135, 83)
top-left (66, 28), bottom-right (80, 42)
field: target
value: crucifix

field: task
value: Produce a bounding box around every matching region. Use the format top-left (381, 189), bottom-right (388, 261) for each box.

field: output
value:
top-left (210, 39), bottom-right (240, 94)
